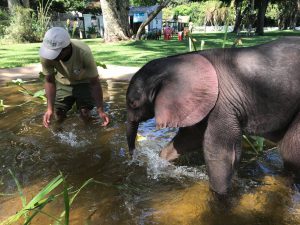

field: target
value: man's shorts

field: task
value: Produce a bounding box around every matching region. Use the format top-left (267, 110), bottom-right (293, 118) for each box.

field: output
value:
top-left (55, 81), bottom-right (95, 112)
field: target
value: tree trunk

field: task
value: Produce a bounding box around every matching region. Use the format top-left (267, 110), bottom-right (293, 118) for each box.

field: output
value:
top-left (21, 0), bottom-right (29, 7)
top-left (255, 0), bottom-right (269, 35)
top-left (232, 0), bottom-right (243, 33)
top-left (135, 0), bottom-right (171, 40)
top-left (7, 0), bottom-right (20, 9)
top-left (100, 0), bottom-right (131, 42)
top-left (291, 0), bottom-right (300, 29)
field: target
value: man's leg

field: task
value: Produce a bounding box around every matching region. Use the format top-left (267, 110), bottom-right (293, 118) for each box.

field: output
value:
top-left (55, 82), bottom-right (75, 123)
top-left (73, 83), bottom-right (95, 121)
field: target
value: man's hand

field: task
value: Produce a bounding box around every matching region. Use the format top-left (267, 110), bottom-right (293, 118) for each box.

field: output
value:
top-left (43, 110), bottom-right (53, 128)
top-left (44, 74), bottom-right (56, 128)
top-left (90, 77), bottom-right (110, 126)
top-left (98, 109), bottom-right (110, 126)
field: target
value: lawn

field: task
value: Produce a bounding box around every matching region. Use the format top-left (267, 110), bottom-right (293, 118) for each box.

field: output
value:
top-left (0, 30), bottom-right (299, 69)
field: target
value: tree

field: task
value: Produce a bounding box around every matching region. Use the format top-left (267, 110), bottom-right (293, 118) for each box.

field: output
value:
top-left (130, 0), bottom-right (157, 5)
top-left (6, 0), bottom-right (30, 8)
top-left (232, 0), bottom-right (244, 33)
top-left (255, 0), bottom-right (269, 35)
top-left (135, 0), bottom-right (172, 40)
top-left (22, 0), bottom-right (29, 7)
top-left (278, 0), bottom-right (300, 30)
top-left (100, 0), bottom-right (131, 42)
top-left (231, 0), bottom-right (270, 35)
top-left (7, 0), bottom-right (20, 9)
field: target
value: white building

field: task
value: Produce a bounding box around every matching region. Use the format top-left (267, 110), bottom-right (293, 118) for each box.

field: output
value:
top-left (128, 4), bottom-right (163, 34)
top-left (50, 4), bottom-right (163, 38)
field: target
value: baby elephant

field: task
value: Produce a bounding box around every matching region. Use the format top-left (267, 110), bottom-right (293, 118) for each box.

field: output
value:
top-left (126, 37), bottom-right (300, 195)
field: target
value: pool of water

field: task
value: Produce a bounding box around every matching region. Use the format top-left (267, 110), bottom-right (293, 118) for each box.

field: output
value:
top-left (0, 79), bottom-right (299, 225)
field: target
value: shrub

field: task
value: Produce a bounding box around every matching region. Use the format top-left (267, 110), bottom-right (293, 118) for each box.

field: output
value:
top-left (4, 6), bottom-right (40, 43)
top-left (0, 8), bottom-right (9, 38)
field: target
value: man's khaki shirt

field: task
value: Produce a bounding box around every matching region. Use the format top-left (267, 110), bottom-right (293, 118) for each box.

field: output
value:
top-left (40, 40), bottom-right (98, 85)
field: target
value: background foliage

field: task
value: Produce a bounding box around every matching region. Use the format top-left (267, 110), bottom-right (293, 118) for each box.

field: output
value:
top-left (0, 0), bottom-right (299, 43)
top-left (4, 6), bottom-right (40, 42)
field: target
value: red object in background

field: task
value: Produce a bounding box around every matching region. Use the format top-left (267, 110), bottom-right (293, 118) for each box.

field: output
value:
top-left (163, 33), bottom-right (168, 40)
top-left (178, 31), bottom-right (183, 41)
top-left (163, 27), bottom-right (172, 40)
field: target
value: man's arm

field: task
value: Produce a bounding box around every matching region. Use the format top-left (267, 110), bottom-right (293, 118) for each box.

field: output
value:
top-left (43, 74), bottom-right (56, 128)
top-left (89, 76), bottom-right (110, 126)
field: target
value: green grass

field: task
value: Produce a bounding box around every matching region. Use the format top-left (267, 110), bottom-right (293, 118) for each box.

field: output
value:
top-left (0, 30), bottom-right (299, 69)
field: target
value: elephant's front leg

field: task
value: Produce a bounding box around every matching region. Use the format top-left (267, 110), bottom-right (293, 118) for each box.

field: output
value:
top-left (160, 121), bottom-right (207, 161)
top-left (204, 115), bottom-right (242, 195)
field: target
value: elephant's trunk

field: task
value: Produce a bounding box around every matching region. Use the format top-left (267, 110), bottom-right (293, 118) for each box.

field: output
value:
top-left (126, 120), bottom-right (139, 155)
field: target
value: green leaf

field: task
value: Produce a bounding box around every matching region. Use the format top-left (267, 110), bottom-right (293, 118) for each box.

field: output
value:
top-left (0, 99), bottom-right (4, 112)
top-left (12, 78), bottom-right (25, 85)
top-left (23, 195), bottom-right (56, 225)
top-left (8, 169), bottom-right (28, 220)
top-left (57, 178), bottom-right (94, 225)
top-left (39, 71), bottom-right (45, 79)
top-left (0, 175), bottom-right (63, 225)
top-left (63, 177), bottom-right (70, 225)
top-left (33, 89), bottom-right (46, 98)
top-left (96, 62), bottom-right (107, 69)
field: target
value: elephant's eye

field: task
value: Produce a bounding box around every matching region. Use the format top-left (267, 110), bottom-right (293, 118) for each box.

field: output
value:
top-left (136, 89), bottom-right (143, 95)
top-left (129, 100), bottom-right (139, 109)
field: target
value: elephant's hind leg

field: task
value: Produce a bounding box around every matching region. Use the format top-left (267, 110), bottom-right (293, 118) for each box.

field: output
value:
top-left (279, 111), bottom-right (300, 176)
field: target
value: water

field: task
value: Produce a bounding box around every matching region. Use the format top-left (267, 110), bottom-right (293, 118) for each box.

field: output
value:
top-left (0, 80), bottom-right (299, 225)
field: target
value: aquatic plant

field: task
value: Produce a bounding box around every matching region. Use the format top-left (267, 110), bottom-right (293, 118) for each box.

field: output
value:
top-left (0, 168), bottom-right (135, 225)
top-left (243, 135), bottom-right (266, 154)
top-left (1, 171), bottom-right (63, 225)
top-left (7, 78), bottom-right (46, 103)
top-left (0, 170), bottom-right (95, 225)
top-left (0, 99), bottom-right (6, 112)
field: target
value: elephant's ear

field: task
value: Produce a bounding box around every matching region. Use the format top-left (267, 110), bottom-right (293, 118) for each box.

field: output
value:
top-left (155, 54), bottom-right (219, 128)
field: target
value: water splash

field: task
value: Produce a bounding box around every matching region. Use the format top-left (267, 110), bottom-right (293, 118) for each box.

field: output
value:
top-left (128, 143), bottom-right (207, 181)
top-left (51, 129), bottom-right (91, 148)
top-left (128, 119), bottom-right (207, 180)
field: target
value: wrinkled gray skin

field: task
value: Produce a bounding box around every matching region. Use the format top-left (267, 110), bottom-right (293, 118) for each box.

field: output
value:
top-left (126, 37), bottom-right (300, 195)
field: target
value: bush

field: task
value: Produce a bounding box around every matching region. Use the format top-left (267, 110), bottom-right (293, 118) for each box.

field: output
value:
top-left (1, 0), bottom-right (54, 43)
top-left (0, 8), bottom-right (9, 38)
top-left (4, 6), bottom-right (41, 43)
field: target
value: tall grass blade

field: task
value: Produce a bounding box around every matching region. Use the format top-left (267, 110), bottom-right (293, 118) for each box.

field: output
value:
top-left (69, 178), bottom-right (94, 205)
top-left (56, 178), bottom-right (94, 225)
top-left (63, 177), bottom-right (70, 225)
top-left (222, 8), bottom-right (229, 48)
top-left (0, 175), bottom-right (63, 225)
top-left (255, 136), bottom-right (265, 152)
top-left (8, 169), bottom-right (28, 220)
top-left (243, 135), bottom-right (259, 154)
top-left (23, 195), bottom-right (56, 225)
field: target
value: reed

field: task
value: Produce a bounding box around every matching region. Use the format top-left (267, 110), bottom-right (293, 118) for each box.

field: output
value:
top-left (1, 171), bottom-right (95, 225)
